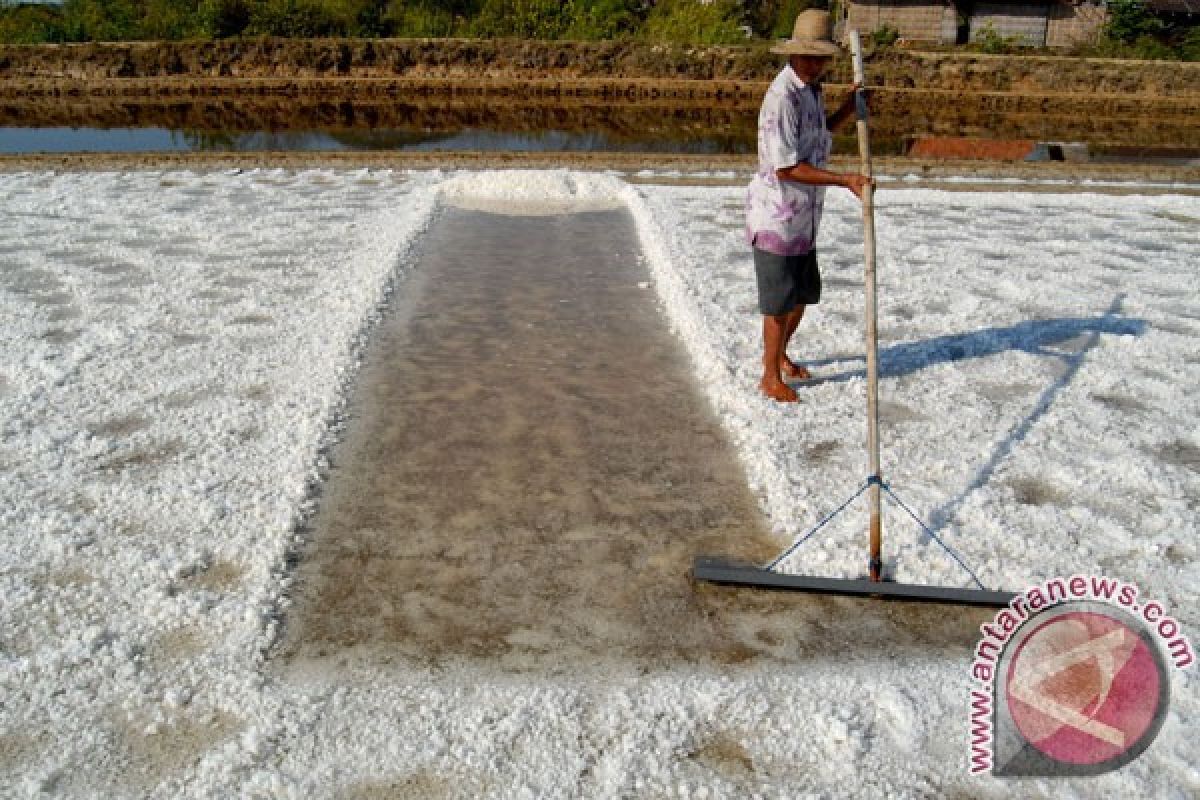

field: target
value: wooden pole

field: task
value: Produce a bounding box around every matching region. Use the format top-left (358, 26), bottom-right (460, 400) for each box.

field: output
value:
top-left (849, 31), bottom-right (884, 583)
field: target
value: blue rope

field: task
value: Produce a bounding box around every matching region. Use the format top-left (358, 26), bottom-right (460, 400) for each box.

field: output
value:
top-left (763, 474), bottom-right (991, 592)
top-left (880, 483), bottom-right (988, 591)
top-left (765, 479), bottom-right (872, 571)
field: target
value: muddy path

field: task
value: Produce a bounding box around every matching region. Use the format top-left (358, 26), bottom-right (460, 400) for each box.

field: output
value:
top-left (4, 151), bottom-right (1197, 191)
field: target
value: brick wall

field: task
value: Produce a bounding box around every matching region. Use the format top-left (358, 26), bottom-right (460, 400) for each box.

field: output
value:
top-left (844, 0), bottom-right (959, 44)
top-left (970, 1), bottom-right (1052, 46)
top-left (1046, 1), bottom-right (1108, 47)
top-left (843, 0), bottom-right (1109, 48)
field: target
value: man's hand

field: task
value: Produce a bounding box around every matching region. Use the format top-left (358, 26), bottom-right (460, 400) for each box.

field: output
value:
top-left (776, 164), bottom-right (872, 200)
top-left (840, 173), bottom-right (871, 201)
top-left (829, 81), bottom-right (866, 131)
top-left (843, 81), bottom-right (865, 107)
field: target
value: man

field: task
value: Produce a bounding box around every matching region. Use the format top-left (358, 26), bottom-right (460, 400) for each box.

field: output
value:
top-left (745, 9), bottom-right (868, 403)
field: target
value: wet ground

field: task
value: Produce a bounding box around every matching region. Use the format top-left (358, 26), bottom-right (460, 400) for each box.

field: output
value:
top-left (274, 205), bottom-right (992, 680)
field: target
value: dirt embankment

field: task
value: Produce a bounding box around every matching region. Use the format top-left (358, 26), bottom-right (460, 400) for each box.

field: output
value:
top-left (2, 38), bottom-right (1199, 96)
top-left (4, 39), bottom-right (1197, 146)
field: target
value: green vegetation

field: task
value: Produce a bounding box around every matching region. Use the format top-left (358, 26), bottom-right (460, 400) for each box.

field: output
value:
top-left (0, 3), bottom-right (62, 43)
top-left (1079, 0), bottom-right (1198, 60)
top-left (0, 0), bottom-right (839, 45)
top-left (0, 0), bottom-right (736, 43)
top-left (867, 23), bottom-right (899, 49)
top-left (639, 0), bottom-right (746, 45)
top-left (970, 21), bottom-right (1026, 55)
top-left (0, 0), bottom-right (1193, 62)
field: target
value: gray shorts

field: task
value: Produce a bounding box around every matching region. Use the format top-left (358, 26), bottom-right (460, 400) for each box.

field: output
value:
top-left (753, 247), bottom-right (821, 316)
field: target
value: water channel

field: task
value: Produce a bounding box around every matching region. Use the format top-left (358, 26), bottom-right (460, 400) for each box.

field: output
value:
top-left (0, 126), bottom-right (754, 155)
top-left (4, 95), bottom-right (1196, 160)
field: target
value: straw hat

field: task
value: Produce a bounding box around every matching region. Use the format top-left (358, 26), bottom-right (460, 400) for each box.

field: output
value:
top-left (770, 10), bottom-right (841, 57)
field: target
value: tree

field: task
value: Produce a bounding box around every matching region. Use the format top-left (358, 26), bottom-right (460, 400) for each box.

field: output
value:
top-left (639, 0), bottom-right (747, 45)
top-left (60, 0), bottom-right (141, 41)
top-left (198, 0), bottom-right (251, 37)
top-left (470, 0), bottom-right (571, 39)
top-left (565, 0), bottom-right (643, 40)
top-left (385, 0), bottom-right (475, 37)
top-left (1104, 0), bottom-right (1163, 44)
top-left (140, 0), bottom-right (204, 39)
top-left (0, 4), bottom-right (67, 43)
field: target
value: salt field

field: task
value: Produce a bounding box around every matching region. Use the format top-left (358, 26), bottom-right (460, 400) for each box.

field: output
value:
top-left (0, 168), bottom-right (1197, 797)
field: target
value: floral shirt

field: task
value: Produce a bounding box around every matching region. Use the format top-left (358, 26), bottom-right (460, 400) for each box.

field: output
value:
top-left (745, 64), bottom-right (833, 256)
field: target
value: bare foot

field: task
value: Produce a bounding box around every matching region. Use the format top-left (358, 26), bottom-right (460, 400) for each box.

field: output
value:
top-left (760, 377), bottom-right (799, 403)
top-left (780, 357), bottom-right (812, 380)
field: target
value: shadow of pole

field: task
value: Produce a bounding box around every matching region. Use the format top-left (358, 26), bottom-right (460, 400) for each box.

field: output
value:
top-left (926, 293), bottom-right (1131, 535)
top-left (804, 302), bottom-right (1147, 388)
